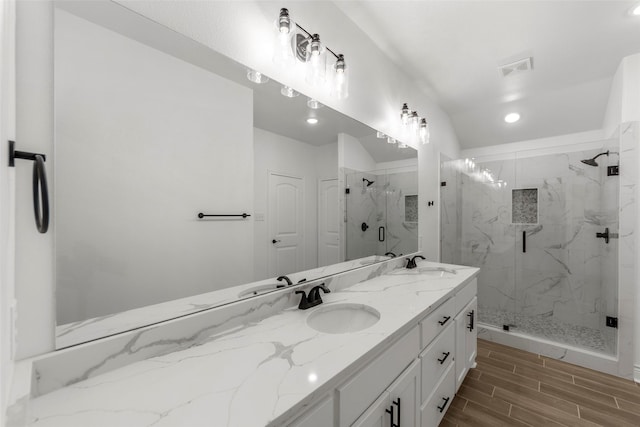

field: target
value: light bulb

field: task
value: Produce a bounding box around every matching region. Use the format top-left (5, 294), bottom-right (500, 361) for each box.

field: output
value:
top-left (305, 34), bottom-right (326, 86)
top-left (332, 54), bottom-right (349, 99)
top-left (400, 103), bottom-right (410, 125)
top-left (273, 9), bottom-right (295, 67)
top-left (419, 118), bottom-right (430, 144)
top-left (306, 117), bottom-right (318, 125)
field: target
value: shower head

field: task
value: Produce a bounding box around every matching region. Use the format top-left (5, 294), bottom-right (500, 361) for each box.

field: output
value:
top-left (581, 151), bottom-right (610, 167)
top-left (363, 178), bottom-right (375, 187)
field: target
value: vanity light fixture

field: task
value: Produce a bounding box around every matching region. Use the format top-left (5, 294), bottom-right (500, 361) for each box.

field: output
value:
top-left (274, 8), bottom-right (348, 98)
top-left (399, 102), bottom-right (430, 145)
top-left (376, 131), bottom-right (386, 139)
top-left (247, 69), bottom-right (269, 84)
top-left (306, 117), bottom-right (319, 125)
top-left (281, 85), bottom-right (299, 98)
top-left (307, 98), bottom-right (323, 109)
top-left (504, 112), bottom-right (521, 123)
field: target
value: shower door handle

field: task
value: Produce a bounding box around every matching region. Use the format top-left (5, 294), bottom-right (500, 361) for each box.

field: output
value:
top-left (522, 231), bottom-right (526, 253)
top-left (379, 226), bottom-right (385, 242)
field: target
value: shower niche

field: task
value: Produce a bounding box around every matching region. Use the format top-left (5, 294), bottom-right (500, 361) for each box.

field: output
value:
top-left (440, 142), bottom-right (620, 355)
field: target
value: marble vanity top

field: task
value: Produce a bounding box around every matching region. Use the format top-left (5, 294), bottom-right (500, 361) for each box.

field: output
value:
top-left (22, 261), bottom-right (479, 427)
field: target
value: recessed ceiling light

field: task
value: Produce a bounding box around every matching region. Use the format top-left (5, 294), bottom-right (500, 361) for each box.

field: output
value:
top-left (306, 117), bottom-right (318, 125)
top-left (632, 3), bottom-right (640, 15)
top-left (504, 112), bottom-right (521, 123)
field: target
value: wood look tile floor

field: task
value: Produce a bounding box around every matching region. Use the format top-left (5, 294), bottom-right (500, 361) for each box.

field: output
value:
top-left (441, 339), bottom-right (640, 427)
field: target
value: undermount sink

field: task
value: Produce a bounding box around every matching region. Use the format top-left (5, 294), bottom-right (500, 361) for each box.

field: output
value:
top-left (417, 266), bottom-right (457, 277)
top-left (307, 303), bottom-right (380, 334)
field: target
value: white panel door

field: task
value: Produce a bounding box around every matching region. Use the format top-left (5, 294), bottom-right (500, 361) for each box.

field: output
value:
top-left (269, 173), bottom-right (304, 277)
top-left (318, 178), bottom-right (340, 267)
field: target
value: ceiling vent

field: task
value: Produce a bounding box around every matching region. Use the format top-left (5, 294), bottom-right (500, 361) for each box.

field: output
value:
top-left (499, 57), bottom-right (533, 77)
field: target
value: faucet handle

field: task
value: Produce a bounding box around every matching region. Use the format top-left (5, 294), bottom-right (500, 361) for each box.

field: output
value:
top-left (295, 290), bottom-right (311, 310)
top-left (309, 283), bottom-right (330, 305)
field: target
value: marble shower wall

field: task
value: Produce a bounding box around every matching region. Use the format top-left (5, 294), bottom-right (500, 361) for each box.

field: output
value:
top-left (442, 144), bottom-right (620, 353)
top-left (345, 169), bottom-right (418, 259)
top-left (440, 158), bottom-right (462, 265)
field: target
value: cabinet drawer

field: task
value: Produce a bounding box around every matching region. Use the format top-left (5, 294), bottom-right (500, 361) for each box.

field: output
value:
top-left (454, 278), bottom-right (477, 316)
top-left (337, 326), bottom-right (420, 427)
top-left (420, 364), bottom-right (455, 427)
top-left (419, 322), bottom-right (455, 403)
top-left (420, 297), bottom-right (455, 349)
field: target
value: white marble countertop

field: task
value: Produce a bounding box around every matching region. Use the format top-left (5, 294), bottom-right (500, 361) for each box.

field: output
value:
top-left (26, 261), bottom-right (478, 427)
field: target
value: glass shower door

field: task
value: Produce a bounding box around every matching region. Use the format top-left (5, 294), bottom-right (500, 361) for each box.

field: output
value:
top-left (512, 147), bottom-right (618, 355)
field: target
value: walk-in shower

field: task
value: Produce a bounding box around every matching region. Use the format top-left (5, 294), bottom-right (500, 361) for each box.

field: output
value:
top-left (440, 141), bottom-right (621, 358)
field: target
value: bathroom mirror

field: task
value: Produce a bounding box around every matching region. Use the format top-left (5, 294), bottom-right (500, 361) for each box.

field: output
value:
top-left (54, 1), bottom-right (417, 348)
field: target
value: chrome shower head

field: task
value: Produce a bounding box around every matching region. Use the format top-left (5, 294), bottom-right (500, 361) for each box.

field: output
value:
top-left (363, 178), bottom-right (375, 187)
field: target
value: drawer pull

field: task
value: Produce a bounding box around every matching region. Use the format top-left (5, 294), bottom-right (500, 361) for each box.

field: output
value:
top-left (437, 396), bottom-right (451, 413)
top-left (438, 316), bottom-right (451, 326)
top-left (392, 398), bottom-right (400, 427)
top-left (467, 310), bottom-right (475, 332)
top-left (437, 351), bottom-right (450, 364)
top-left (385, 405), bottom-right (397, 427)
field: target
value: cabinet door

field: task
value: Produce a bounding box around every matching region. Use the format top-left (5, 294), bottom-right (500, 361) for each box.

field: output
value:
top-left (388, 359), bottom-right (421, 427)
top-left (352, 392), bottom-right (391, 427)
top-left (288, 395), bottom-right (334, 427)
top-left (465, 297), bottom-right (478, 372)
top-left (455, 297), bottom-right (477, 390)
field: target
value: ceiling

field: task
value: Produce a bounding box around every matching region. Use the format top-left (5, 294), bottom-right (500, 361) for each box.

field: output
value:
top-left (335, 0), bottom-right (640, 149)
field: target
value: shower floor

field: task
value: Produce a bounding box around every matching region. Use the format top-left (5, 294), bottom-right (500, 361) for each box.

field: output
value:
top-left (478, 306), bottom-right (612, 355)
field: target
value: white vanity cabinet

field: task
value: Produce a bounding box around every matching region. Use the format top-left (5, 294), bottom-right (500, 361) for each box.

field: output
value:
top-left (454, 279), bottom-right (478, 390)
top-left (352, 360), bottom-right (421, 427)
top-left (283, 277), bottom-right (478, 427)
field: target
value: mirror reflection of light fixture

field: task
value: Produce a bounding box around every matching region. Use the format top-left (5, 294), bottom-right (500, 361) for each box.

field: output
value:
top-left (247, 69), bottom-right (269, 84)
top-left (306, 117), bottom-right (318, 125)
top-left (274, 8), bottom-right (348, 98)
top-left (281, 85), bottom-right (299, 98)
top-left (387, 136), bottom-right (396, 145)
top-left (307, 98), bottom-right (323, 109)
top-left (398, 141), bottom-right (408, 148)
top-left (376, 131), bottom-right (386, 139)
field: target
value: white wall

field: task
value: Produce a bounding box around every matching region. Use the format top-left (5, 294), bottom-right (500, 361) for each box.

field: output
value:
top-left (339, 132), bottom-right (377, 172)
top-left (0, 0), bottom-right (16, 422)
top-left (253, 127), bottom-right (337, 280)
top-left (54, 10), bottom-right (254, 324)
top-left (10, 0), bottom-right (460, 360)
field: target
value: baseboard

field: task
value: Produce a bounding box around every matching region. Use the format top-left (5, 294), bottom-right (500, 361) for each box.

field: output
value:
top-left (634, 365), bottom-right (640, 384)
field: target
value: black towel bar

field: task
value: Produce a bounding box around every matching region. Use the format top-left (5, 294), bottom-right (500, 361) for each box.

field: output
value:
top-left (197, 213), bottom-right (251, 219)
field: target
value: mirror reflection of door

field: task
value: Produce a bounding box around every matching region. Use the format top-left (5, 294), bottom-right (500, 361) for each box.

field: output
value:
top-left (268, 173), bottom-right (304, 276)
top-left (318, 178), bottom-right (340, 267)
